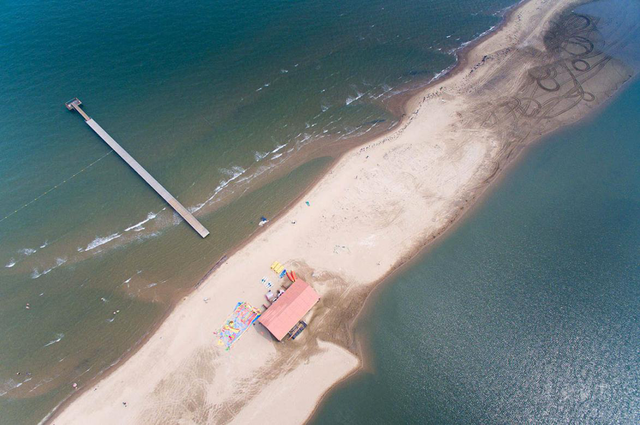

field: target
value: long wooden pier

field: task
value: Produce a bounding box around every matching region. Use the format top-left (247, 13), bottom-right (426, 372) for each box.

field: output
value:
top-left (65, 98), bottom-right (210, 238)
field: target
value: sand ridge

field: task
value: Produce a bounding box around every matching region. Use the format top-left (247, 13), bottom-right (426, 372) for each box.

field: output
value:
top-left (50, 0), bottom-right (636, 423)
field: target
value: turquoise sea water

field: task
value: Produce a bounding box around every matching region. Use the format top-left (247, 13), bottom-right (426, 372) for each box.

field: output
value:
top-left (0, 0), bottom-right (520, 422)
top-left (310, 2), bottom-right (640, 423)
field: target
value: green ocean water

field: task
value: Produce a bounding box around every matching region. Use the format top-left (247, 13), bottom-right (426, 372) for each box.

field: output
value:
top-left (311, 1), bottom-right (640, 423)
top-left (0, 0), bottom-right (521, 422)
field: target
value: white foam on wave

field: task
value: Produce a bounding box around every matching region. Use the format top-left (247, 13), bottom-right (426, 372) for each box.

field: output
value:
top-left (20, 248), bottom-right (36, 256)
top-left (429, 63), bottom-right (455, 84)
top-left (78, 233), bottom-right (121, 253)
top-left (272, 153), bottom-right (283, 160)
top-left (271, 143), bottom-right (287, 154)
top-left (28, 377), bottom-right (50, 394)
top-left (221, 166), bottom-right (246, 178)
top-left (280, 69), bottom-right (289, 73)
top-left (297, 133), bottom-right (313, 145)
top-left (371, 84), bottom-right (394, 100)
top-left (254, 151), bottom-right (268, 162)
top-left (190, 166), bottom-right (247, 213)
top-left (39, 240), bottom-right (48, 249)
top-left (0, 378), bottom-right (24, 397)
top-left (321, 104), bottom-right (330, 112)
top-left (31, 257), bottom-right (68, 279)
top-left (236, 163), bottom-right (277, 187)
top-left (131, 231), bottom-right (160, 244)
top-left (125, 212), bottom-right (158, 232)
top-left (44, 333), bottom-right (64, 347)
top-left (346, 92), bottom-right (364, 106)
top-left (5, 259), bottom-right (16, 268)
top-left (438, 24), bottom-right (498, 78)
top-left (461, 25), bottom-right (496, 49)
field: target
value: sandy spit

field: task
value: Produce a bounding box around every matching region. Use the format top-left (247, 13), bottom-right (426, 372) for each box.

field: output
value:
top-left (49, 0), bottom-right (635, 423)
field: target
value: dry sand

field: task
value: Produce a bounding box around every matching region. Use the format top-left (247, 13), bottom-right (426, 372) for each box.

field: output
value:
top-left (50, 0), bottom-right (635, 423)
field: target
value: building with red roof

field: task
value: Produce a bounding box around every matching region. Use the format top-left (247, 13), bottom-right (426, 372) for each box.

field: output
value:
top-left (258, 279), bottom-right (320, 341)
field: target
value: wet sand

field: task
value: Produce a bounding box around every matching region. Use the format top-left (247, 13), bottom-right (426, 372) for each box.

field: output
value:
top-left (50, 0), bottom-right (636, 423)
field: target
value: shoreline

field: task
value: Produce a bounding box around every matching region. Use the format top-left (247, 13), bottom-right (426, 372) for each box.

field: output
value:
top-left (39, 5), bottom-right (515, 420)
top-left (306, 67), bottom-right (640, 425)
top-left (49, 0), bottom-right (637, 422)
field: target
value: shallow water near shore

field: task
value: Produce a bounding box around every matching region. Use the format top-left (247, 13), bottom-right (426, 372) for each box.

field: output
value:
top-left (0, 0), bottom-right (522, 423)
top-left (309, 3), bottom-right (640, 421)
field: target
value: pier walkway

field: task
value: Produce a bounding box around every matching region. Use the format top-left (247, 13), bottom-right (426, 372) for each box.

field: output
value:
top-left (66, 98), bottom-right (210, 238)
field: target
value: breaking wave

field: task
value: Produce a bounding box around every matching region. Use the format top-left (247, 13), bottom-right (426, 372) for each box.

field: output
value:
top-left (346, 92), bottom-right (364, 105)
top-left (254, 151), bottom-right (268, 161)
top-left (236, 163), bottom-right (278, 187)
top-left (190, 166), bottom-right (247, 213)
top-left (0, 378), bottom-right (22, 397)
top-left (78, 233), bottom-right (121, 252)
top-left (271, 143), bottom-right (287, 154)
top-left (44, 333), bottom-right (64, 347)
top-left (297, 133), bottom-right (313, 145)
top-left (125, 212), bottom-right (158, 232)
top-left (31, 258), bottom-right (67, 279)
top-left (5, 259), bottom-right (16, 268)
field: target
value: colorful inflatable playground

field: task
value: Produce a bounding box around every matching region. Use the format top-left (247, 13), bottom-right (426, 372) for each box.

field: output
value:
top-left (215, 302), bottom-right (261, 350)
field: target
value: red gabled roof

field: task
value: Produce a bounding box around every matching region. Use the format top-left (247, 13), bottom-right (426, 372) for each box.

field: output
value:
top-left (258, 279), bottom-right (320, 341)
